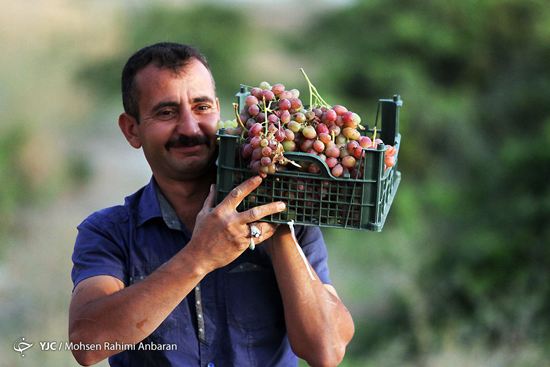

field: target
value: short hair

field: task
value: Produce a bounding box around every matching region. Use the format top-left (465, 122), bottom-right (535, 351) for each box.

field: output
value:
top-left (121, 42), bottom-right (212, 122)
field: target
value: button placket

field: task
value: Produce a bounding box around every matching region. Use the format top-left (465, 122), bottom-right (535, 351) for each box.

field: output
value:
top-left (195, 283), bottom-right (206, 343)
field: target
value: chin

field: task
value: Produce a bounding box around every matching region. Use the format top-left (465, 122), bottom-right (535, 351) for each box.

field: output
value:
top-left (173, 158), bottom-right (217, 181)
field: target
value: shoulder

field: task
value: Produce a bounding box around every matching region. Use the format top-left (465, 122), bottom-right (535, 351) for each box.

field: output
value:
top-left (295, 225), bottom-right (325, 246)
top-left (80, 205), bottom-right (129, 231)
top-left (78, 184), bottom-right (149, 232)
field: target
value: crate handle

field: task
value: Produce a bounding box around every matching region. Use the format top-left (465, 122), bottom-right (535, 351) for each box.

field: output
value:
top-left (281, 151), bottom-right (339, 179)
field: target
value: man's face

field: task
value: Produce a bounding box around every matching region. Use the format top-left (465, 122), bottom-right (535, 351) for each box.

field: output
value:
top-left (132, 59), bottom-right (220, 181)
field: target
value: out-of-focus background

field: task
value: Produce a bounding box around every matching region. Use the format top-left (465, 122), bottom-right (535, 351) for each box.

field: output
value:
top-left (2, 0), bottom-right (549, 366)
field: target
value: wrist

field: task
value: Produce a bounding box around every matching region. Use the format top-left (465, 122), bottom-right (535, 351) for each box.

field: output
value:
top-left (274, 224), bottom-right (291, 239)
top-left (172, 241), bottom-right (212, 279)
top-left (266, 225), bottom-right (292, 256)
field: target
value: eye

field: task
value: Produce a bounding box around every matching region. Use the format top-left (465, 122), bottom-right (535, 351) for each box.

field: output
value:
top-left (155, 109), bottom-right (176, 121)
top-left (196, 104), bottom-right (211, 112)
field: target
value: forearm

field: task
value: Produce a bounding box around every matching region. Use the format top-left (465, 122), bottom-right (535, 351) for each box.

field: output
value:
top-left (268, 227), bottom-right (354, 367)
top-left (69, 247), bottom-right (205, 365)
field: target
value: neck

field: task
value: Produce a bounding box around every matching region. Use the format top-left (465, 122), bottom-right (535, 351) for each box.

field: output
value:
top-left (154, 169), bottom-right (217, 232)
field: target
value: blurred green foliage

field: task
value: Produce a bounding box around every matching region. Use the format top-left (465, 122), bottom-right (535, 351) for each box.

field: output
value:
top-left (0, 127), bottom-right (31, 255)
top-left (76, 4), bottom-right (251, 115)
top-left (306, 0), bottom-right (550, 364)
top-left (3, 0), bottom-right (550, 365)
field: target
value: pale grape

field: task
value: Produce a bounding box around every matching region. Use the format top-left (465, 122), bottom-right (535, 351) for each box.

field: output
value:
top-left (302, 125), bottom-right (317, 139)
top-left (287, 121), bottom-right (301, 133)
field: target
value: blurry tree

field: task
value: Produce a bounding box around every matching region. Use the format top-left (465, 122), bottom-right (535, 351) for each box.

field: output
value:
top-left (294, 0), bottom-right (550, 364)
top-left (0, 127), bottom-right (31, 258)
top-left (72, 0), bottom-right (550, 365)
top-left (77, 3), bottom-right (250, 117)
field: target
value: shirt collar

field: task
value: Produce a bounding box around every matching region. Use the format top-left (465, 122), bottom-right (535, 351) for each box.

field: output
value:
top-left (136, 177), bottom-right (182, 231)
top-left (153, 180), bottom-right (183, 231)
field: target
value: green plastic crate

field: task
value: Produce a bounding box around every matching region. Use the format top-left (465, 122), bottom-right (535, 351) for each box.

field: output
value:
top-left (215, 94), bottom-right (402, 232)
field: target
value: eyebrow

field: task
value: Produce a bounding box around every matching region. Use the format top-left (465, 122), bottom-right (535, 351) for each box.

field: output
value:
top-left (151, 96), bottom-right (215, 113)
top-left (192, 96), bottom-right (216, 104)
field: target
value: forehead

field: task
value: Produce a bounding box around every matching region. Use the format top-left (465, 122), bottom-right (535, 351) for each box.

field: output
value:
top-left (134, 59), bottom-right (215, 104)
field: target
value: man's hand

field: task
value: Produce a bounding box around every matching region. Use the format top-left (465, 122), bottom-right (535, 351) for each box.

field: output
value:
top-left (188, 175), bottom-right (285, 273)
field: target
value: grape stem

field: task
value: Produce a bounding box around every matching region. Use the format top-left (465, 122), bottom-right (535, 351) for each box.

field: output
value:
top-left (262, 96), bottom-right (269, 135)
top-left (232, 102), bottom-right (248, 141)
top-left (300, 68), bottom-right (332, 109)
top-left (233, 103), bottom-right (247, 130)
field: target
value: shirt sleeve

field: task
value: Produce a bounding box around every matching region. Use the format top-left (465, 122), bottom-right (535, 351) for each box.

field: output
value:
top-left (71, 207), bottom-right (129, 289)
top-left (295, 225), bottom-right (332, 286)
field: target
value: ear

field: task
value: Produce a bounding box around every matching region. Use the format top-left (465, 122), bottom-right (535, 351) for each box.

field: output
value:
top-left (118, 113), bottom-right (142, 149)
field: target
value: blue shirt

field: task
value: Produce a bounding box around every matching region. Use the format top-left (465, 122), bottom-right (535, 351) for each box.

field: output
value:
top-left (71, 177), bottom-right (332, 367)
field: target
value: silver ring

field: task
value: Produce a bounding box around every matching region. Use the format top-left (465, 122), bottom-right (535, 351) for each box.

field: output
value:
top-left (249, 237), bottom-right (255, 251)
top-left (250, 225), bottom-right (261, 238)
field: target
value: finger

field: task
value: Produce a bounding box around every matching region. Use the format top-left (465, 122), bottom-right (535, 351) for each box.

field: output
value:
top-left (240, 201), bottom-right (286, 224)
top-left (199, 184), bottom-right (217, 214)
top-left (221, 176), bottom-right (263, 209)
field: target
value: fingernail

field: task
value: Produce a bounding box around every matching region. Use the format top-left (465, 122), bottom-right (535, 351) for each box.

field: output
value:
top-left (277, 202), bottom-right (286, 211)
top-left (253, 176), bottom-right (262, 184)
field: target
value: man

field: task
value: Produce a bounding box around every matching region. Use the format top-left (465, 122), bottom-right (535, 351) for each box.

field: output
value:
top-left (69, 42), bottom-right (354, 367)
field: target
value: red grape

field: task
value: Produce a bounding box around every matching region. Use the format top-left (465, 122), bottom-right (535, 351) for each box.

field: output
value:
top-left (290, 98), bottom-right (302, 110)
top-left (245, 95), bottom-right (258, 107)
top-left (333, 105), bottom-right (348, 116)
top-left (250, 136), bottom-right (262, 148)
top-left (342, 155), bottom-right (356, 168)
top-left (284, 129), bottom-right (295, 141)
top-left (331, 164), bottom-right (343, 177)
top-left (325, 146), bottom-right (340, 158)
top-left (300, 139), bottom-right (314, 152)
top-left (249, 122), bottom-right (263, 137)
top-left (325, 157), bottom-right (338, 168)
top-left (262, 89), bottom-right (275, 101)
top-left (316, 124), bottom-right (329, 135)
top-left (250, 87), bottom-right (262, 99)
top-left (272, 83), bottom-right (285, 96)
top-left (279, 98), bottom-right (291, 111)
top-left (279, 90), bottom-right (293, 99)
top-left (318, 132), bottom-right (332, 145)
top-left (326, 109), bottom-right (337, 122)
top-left (313, 140), bottom-right (325, 153)
top-left (248, 104), bottom-right (260, 116)
top-left (359, 136), bottom-right (373, 148)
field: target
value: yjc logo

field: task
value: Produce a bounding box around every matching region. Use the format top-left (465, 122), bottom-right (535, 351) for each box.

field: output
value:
top-left (40, 341), bottom-right (58, 351)
top-left (13, 337), bottom-right (34, 357)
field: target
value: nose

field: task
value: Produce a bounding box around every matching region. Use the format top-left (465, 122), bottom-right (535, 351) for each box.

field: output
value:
top-left (175, 108), bottom-right (202, 136)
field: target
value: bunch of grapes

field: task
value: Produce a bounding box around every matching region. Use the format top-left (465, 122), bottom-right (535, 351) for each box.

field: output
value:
top-left (228, 70), bottom-right (397, 179)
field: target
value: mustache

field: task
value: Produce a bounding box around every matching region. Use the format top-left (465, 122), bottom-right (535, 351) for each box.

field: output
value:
top-left (165, 135), bottom-right (211, 149)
